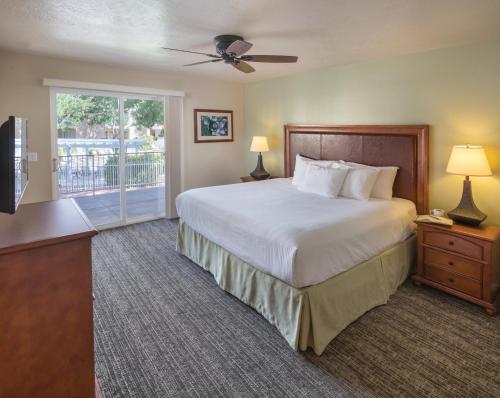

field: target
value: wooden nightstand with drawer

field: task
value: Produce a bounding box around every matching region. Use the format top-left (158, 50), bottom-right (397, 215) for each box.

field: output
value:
top-left (412, 222), bottom-right (500, 315)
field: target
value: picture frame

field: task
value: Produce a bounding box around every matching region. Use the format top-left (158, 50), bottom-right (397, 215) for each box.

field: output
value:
top-left (194, 109), bottom-right (233, 143)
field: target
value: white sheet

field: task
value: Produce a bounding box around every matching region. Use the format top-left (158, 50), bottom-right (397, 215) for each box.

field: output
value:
top-left (176, 178), bottom-right (416, 288)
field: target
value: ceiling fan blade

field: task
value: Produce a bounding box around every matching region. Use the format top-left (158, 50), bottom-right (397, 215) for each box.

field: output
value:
top-left (162, 47), bottom-right (220, 59)
top-left (232, 60), bottom-right (255, 74)
top-left (225, 39), bottom-right (253, 56)
top-left (241, 55), bottom-right (298, 63)
top-left (184, 59), bottom-right (223, 67)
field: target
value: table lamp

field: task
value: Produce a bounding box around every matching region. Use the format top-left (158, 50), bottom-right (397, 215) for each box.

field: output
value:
top-left (250, 136), bottom-right (270, 180)
top-left (446, 145), bottom-right (492, 226)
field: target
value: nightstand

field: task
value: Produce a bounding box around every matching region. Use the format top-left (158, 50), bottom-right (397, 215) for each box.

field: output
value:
top-left (412, 222), bottom-right (500, 315)
top-left (240, 176), bottom-right (278, 183)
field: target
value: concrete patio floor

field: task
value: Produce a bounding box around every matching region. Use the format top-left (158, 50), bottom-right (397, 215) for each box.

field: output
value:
top-left (70, 187), bottom-right (165, 226)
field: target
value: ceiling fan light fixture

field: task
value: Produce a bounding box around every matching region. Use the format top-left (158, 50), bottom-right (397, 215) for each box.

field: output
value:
top-left (163, 35), bottom-right (298, 74)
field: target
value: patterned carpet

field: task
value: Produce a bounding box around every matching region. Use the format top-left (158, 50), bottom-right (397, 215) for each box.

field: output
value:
top-left (93, 219), bottom-right (500, 398)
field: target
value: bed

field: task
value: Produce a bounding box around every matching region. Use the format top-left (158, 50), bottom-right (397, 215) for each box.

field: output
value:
top-left (176, 124), bottom-right (429, 354)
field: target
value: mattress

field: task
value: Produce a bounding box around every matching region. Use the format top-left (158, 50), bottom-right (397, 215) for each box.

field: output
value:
top-left (176, 178), bottom-right (417, 288)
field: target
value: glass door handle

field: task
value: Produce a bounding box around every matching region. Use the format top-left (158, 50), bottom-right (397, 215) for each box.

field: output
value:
top-left (21, 159), bottom-right (28, 174)
top-left (52, 158), bottom-right (58, 172)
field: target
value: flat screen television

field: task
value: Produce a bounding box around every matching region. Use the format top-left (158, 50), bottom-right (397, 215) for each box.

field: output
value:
top-left (0, 116), bottom-right (28, 214)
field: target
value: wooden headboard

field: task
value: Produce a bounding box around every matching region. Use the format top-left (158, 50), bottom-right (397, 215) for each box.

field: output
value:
top-left (284, 124), bottom-right (429, 214)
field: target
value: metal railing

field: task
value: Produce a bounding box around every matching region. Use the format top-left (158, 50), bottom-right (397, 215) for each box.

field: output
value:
top-left (58, 152), bottom-right (165, 195)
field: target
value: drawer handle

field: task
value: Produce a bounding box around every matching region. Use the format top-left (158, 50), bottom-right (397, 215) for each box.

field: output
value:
top-left (448, 241), bottom-right (455, 246)
top-left (448, 277), bottom-right (454, 283)
top-left (448, 261), bottom-right (454, 266)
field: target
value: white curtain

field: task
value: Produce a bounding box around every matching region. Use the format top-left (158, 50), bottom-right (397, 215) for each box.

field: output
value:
top-left (165, 96), bottom-right (183, 218)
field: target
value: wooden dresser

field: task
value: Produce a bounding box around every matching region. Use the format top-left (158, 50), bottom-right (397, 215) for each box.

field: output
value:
top-left (0, 199), bottom-right (98, 398)
top-left (412, 222), bottom-right (500, 315)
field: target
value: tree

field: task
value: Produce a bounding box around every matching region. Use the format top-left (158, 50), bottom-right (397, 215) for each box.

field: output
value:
top-left (82, 96), bottom-right (119, 126)
top-left (132, 100), bottom-right (164, 129)
top-left (56, 94), bottom-right (118, 129)
top-left (56, 94), bottom-right (86, 130)
top-left (56, 95), bottom-right (164, 138)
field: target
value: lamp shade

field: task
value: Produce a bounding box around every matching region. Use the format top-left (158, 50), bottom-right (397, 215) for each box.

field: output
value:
top-left (446, 145), bottom-right (492, 176)
top-left (250, 136), bottom-right (270, 152)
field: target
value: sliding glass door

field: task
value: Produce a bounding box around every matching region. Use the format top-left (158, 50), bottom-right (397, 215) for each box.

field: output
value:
top-left (123, 98), bottom-right (165, 221)
top-left (53, 90), bottom-right (166, 228)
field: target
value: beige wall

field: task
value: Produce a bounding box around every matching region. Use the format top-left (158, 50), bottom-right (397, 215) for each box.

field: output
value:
top-left (0, 51), bottom-right (245, 204)
top-left (245, 41), bottom-right (500, 225)
top-left (2, 42), bottom-right (500, 225)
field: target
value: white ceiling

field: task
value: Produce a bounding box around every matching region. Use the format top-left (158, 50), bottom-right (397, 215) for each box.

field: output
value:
top-left (1, 0), bottom-right (500, 82)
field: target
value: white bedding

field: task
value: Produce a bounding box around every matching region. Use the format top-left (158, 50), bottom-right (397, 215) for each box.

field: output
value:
top-left (176, 178), bottom-right (416, 288)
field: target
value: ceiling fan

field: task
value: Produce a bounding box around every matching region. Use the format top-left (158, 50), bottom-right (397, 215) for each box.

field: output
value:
top-left (163, 34), bottom-right (298, 74)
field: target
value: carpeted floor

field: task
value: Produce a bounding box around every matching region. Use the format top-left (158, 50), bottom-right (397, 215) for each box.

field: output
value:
top-left (93, 219), bottom-right (500, 398)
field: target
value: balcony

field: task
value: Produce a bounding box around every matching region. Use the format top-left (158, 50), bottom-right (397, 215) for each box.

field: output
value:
top-left (58, 152), bottom-right (165, 226)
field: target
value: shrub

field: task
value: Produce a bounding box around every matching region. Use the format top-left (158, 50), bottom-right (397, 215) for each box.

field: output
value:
top-left (104, 153), bottom-right (164, 187)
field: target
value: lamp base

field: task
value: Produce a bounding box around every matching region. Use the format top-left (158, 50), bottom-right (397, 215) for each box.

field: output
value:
top-left (250, 152), bottom-right (270, 180)
top-left (447, 178), bottom-right (486, 226)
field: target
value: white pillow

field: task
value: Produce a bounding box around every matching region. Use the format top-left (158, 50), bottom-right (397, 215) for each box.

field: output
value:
top-left (340, 167), bottom-right (380, 200)
top-left (292, 155), bottom-right (339, 186)
top-left (371, 167), bottom-right (398, 199)
top-left (341, 161), bottom-right (398, 200)
top-left (298, 164), bottom-right (349, 198)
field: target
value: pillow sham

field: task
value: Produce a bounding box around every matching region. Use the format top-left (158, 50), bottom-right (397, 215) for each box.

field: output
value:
top-left (340, 167), bottom-right (380, 200)
top-left (371, 167), bottom-right (398, 199)
top-left (292, 154), bottom-right (339, 186)
top-left (341, 161), bottom-right (399, 200)
top-left (298, 163), bottom-right (349, 198)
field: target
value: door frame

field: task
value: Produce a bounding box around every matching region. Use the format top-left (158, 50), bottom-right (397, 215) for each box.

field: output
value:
top-left (49, 86), bottom-right (171, 229)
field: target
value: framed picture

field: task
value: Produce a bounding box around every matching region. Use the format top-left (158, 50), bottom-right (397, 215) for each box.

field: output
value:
top-left (194, 109), bottom-right (233, 143)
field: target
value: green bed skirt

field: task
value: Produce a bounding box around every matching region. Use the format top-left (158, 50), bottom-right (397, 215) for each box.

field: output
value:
top-left (176, 220), bottom-right (416, 355)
